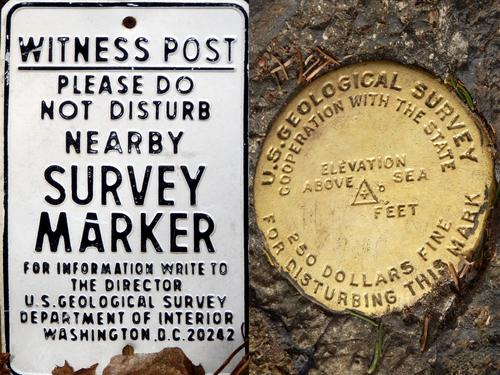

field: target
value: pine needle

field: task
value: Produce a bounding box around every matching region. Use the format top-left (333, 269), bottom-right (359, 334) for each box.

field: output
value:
top-left (367, 323), bottom-right (385, 374)
top-left (347, 309), bottom-right (379, 328)
top-left (446, 75), bottom-right (475, 111)
top-left (347, 310), bottom-right (385, 374)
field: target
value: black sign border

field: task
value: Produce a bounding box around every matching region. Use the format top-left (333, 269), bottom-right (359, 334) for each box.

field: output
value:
top-left (1, 2), bottom-right (249, 373)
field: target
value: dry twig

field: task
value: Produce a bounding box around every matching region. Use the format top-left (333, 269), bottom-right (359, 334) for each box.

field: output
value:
top-left (295, 47), bottom-right (305, 83)
top-left (447, 262), bottom-right (461, 291)
top-left (270, 54), bottom-right (289, 81)
top-left (420, 314), bottom-right (432, 352)
top-left (0, 353), bottom-right (10, 375)
top-left (214, 341), bottom-right (248, 375)
top-left (230, 353), bottom-right (250, 375)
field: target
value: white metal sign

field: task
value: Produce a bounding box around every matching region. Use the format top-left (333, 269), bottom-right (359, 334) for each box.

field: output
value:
top-left (0, 1), bottom-right (248, 374)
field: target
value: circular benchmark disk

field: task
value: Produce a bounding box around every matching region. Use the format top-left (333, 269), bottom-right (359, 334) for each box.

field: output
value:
top-left (254, 61), bottom-right (496, 316)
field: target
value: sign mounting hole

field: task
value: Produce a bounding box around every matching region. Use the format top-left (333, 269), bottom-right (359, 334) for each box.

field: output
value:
top-left (122, 16), bottom-right (137, 29)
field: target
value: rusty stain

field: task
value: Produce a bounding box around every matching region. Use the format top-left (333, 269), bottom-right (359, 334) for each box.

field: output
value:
top-left (428, 9), bottom-right (439, 28)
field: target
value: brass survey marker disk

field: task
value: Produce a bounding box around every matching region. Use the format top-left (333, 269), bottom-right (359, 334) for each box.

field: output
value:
top-left (254, 61), bottom-right (496, 315)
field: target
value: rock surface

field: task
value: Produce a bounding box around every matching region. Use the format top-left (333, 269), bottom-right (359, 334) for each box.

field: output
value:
top-left (249, 0), bottom-right (499, 374)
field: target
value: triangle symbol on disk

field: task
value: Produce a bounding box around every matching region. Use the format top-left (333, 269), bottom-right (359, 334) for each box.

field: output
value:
top-left (352, 178), bottom-right (379, 206)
